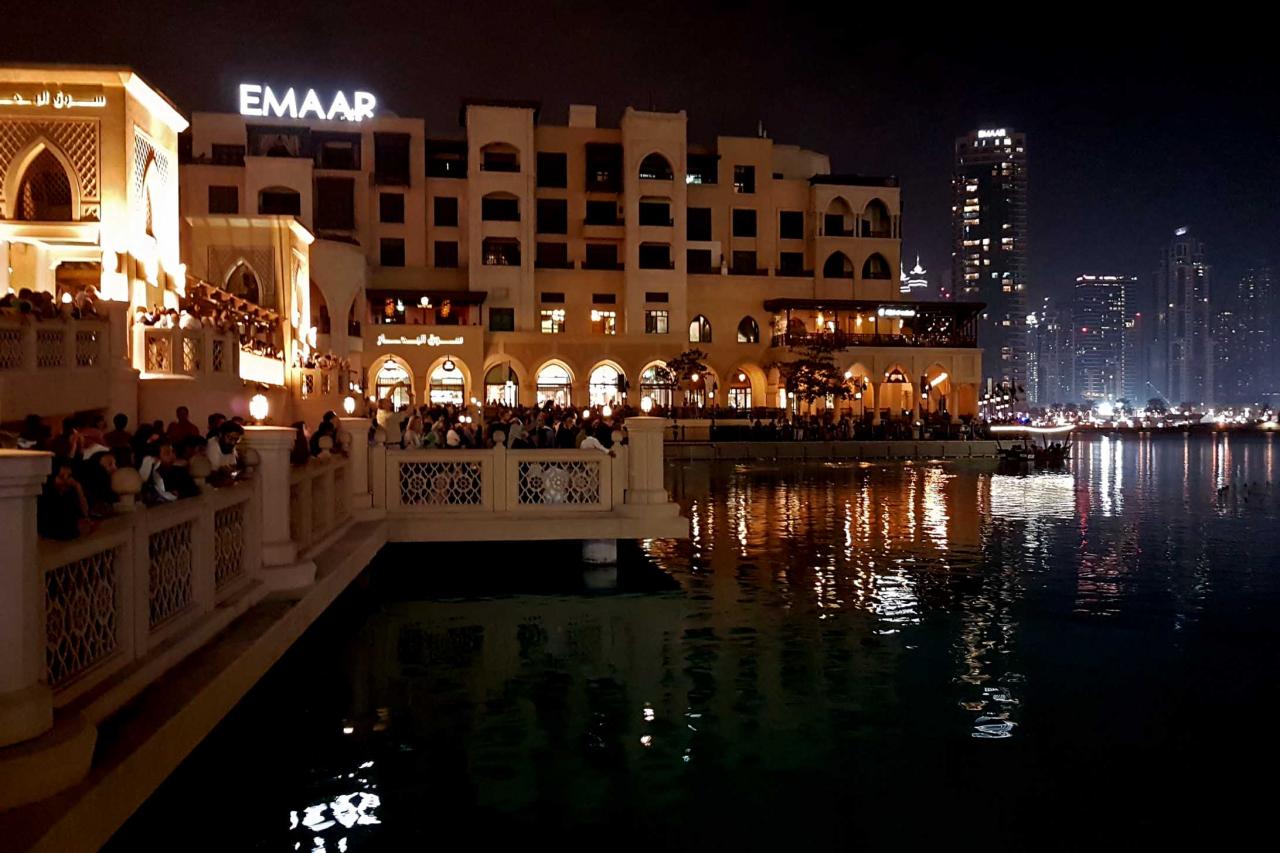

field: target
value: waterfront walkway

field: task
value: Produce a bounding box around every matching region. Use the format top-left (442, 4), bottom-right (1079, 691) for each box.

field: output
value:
top-left (667, 439), bottom-right (1000, 461)
top-left (0, 416), bottom-right (683, 852)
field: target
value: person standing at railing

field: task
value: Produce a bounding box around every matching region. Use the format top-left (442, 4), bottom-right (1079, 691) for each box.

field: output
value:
top-left (206, 421), bottom-right (244, 484)
top-left (401, 416), bottom-right (425, 449)
top-left (555, 414), bottom-right (578, 449)
top-left (167, 407), bottom-right (202, 444)
top-left (104, 413), bottom-right (132, 452)
top-left (38, 458), bottom-right (95, 540)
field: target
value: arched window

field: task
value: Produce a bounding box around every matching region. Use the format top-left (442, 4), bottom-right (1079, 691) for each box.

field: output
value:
top-left (862, 253), bottom-right (891, 280)
top-left (535, 363), bottom-right (573, 406)
top-left (638, 153), bottom-right (673, 181)
top-left (689, 314), bottom-right (712, 343)
top-left (588, 364), bottom-right (624, 406)
top-left (480, 142), bottom-right (520, 173)
top-left (484, 363), bottom-right (519, 406)
top-left (225, 262), bottom-right (263, 305)
top-left (429, 360), bottom-right (465, 406)
top-left (823, 251), bottom-right (854, 279)
top-left (481, 192), bottom-right (520, 222)
top-left (375, 360), bottom-right (413, 410)
top-left (737, 316), bottom-right (760, 343)
top-left (141, 154), bottom-right (160, 238)
top-left (259, 186), bottom-right (301, 216)
top-left (824, 197), bottom-right (854, 237)
top-left (862, 198), bottom-right (892, 238)
top-left (640, 363), bottom-right (674, 409)
top-left (16, 149), bottom-right (73, 222)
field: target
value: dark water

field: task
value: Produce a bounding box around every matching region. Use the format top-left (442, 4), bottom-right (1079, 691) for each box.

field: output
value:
top-left (110, 433), bottom-right (1280, 851)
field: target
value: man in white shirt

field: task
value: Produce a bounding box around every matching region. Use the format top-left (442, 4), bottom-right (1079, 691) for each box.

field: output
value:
top-left (206, 422), bottom-right (244, 474)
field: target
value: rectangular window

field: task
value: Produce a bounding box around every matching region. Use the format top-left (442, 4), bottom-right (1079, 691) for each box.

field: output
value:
top-left (639, 200), bottom-right (671, 227)
top-left (313, 132), bottom-right (361, 170)
top-left (536, 198), bottom-right (568, 234)
top-left (824, 213), bottom-right (851, 237)
top-left (481, 148), bottom-right (519, 172)
top-left (592, 293), bottom-right (616, 304)
top-left (731, 250), bottom-right (758, 275)
top-left (687, 249), bottom-right (714, 274)
top-left (645, 309), bottom-right (669, 335)
top-left (374, 132), bottom-right (411, 186)
top-left (732, 208), bottom-right (757, 237)
top-left (259, 189), bottom-right (300, 216)
top-left (539, 292), bottom-right (565, 304)
top-left (779, 210), bottom-right (804, 239)
top-left (535, 243), bottom-right (570, 268)
top-left (584, 243), bottom-right (619, 270)
top-left (638, 243), bottom-right (672, 269)
top-left (687, 207), bottom-right (712, 241)
top-left (380, 238), bottom-right (405, 267)
top-left (687, 154), bottom-right (718, 185)
top-left (733, 165), bottom-right (755, 194)
top-left (536, 152), bottom-right (568, 188)
top-left (434, 241), bottom-right (458, 268)
top-left (481, 195), bottom-right (520, 221)
top-left (540, 308), bottom-right (566, 334)
top-left (208, 185), bottom-right (238, 214)
top-left (489, 307), bottom-right (515, 332)
top-left (591, 309), bottom-right (617, 335)
top-left (779, 251), bottom-right (805, 274)
top-left (315, 177), bottom-right (355, 230)
top-left (211, 144), bottom-right (245, 166)
top-left (426, 140), bottom-right (466, 178)
top-left (482, 238), bottom-right (520, 266)
top-left (645, 291), bottom-right (669, 303)
top-left (585, 143), bottom-right (623, 192)
top-left (433, 196), bottom-right (458, 227)
top-left (379, 192), bottom-right (404, 224)
top-left (585, 200), bottom-right (620, 226)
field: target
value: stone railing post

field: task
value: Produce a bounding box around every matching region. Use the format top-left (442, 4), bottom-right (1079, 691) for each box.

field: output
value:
top-left (339, 417), bottom-right (373, 514)
top-left (243, 426), bottom-right (315, 590)
top-left (369, 440), bottom-right (387, 511)
top-left (0, 451), bottom-right (53, 747)
top-left (621, 416), bottom-right (671, 507)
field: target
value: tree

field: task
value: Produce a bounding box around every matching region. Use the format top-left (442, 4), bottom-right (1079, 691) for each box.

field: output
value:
top-left (665, 348), bottom-right (709, 383)
top-left (770, 337), bottom-right (851, 411)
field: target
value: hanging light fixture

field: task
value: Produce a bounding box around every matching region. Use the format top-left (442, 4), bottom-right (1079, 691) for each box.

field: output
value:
top-left (442, 357), bottom-right (455, 372)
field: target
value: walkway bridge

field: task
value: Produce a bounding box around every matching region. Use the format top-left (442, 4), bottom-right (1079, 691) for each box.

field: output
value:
top-left (0, 416), bottom-right (683, 850)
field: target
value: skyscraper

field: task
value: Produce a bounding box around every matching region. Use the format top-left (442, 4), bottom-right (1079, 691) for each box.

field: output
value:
top-left (1072, 275), bottom-right (1132, 402)
top-left (1153, 228), bottom-right (1213, 405)
top-left (1234, 267), bottom-right (1275, 401)
top-left (952, 128), bottom-right (1028, 395)
top-left (1027, 296), bottom-right (1072, 405)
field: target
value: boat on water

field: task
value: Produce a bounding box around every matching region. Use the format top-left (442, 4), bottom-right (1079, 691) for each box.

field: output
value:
top-left (989, 424), bottom-right (1074, 469)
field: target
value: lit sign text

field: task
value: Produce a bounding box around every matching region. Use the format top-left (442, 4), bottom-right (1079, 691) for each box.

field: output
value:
top-left (977, 128), bottom-right (1007, 139)
top-left (877, 307), bottom-right (916, 318)
top-left (239, 84), bottom-right (376, 123)
top-left (0, 88), bottom-right (106, 110)
top-left (375, 334), bottom-right (464, 347)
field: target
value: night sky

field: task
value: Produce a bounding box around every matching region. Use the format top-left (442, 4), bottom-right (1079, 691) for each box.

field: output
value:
top-left (7, 3), bottom-right (1277, 305)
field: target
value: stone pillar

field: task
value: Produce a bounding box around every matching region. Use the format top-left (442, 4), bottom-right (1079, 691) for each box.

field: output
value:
top-left (243, 426), bottom-right (314, 589)
top-left (622, 416), bottom-right (670, 507)
top-left (339, 417), bottom-right (373, 513)
top-left (0, 451), bottom-right (54, 747)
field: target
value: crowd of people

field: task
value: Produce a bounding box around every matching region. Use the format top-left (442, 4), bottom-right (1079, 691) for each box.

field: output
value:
top-left (136, 302), bottom-right (283, 360)
top-left (0, 286), bottom-right (101, 322)
top-left (6, 406), bottom-right (260, 540)
top-left (373, 398), bottom-right (625, 455)
top-left (705, 412), bottom-right (987, 442)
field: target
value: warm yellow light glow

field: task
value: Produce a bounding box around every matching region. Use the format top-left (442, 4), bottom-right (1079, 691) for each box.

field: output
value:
top-left (602, 404), bottom-right (613, 418)
top-left (641, 396), bottom-right (654, 413)
top-left (844, 370), bottom-right (853, 380)
top-left (61, 292), bottom-right (72, 304)
top-left (690, 372), bottom-right (699, 383)
top-left (343, 395), bottom-right (356, 415)
top-left (239, 351), bottom-right (286, 386)
top-left (738, 372), bottom-right (747, 382)
top-left (249, 394), bottom-right (269, 421)
top-left (930, 372), bottom-right (949, 387)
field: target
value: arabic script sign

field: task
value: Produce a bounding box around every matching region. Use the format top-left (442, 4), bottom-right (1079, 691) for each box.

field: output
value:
top-left (375, 334), bottom-right (465, 347)
top-left (0, 88), bottom-right (107, 110)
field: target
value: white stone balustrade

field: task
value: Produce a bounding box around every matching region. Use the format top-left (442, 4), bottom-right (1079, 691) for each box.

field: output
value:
top-left (132, 324), bottom-right (240, 379)
top-left (0, 305), bottom-right (129, 422)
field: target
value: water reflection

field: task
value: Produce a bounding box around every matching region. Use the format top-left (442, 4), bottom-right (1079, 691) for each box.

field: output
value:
top-left (112, 435), bottom-right (1280, 850)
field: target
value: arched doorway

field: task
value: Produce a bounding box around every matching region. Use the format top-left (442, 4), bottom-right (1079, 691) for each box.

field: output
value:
top-left (373, 358), bottom-right (413, 410)
top-left (225, 261), bottom-right (263, 304)
top-left (588, 362), bottom-right (624, 407)
top-left (640, 361), bottom-right (674, 410)
top-left (429, 359), bottom-right (466, 406)
top-left (923, 363), bottom-right (952, 416)
top-left (484, 363), bottom-right (520, 406)
top-left (535, 362), bottom-right (573, 406)
top-left (879, 363), bottom-right (914, 421)
top-left (728, 370), bottom-right (753, 409)
top-left (845, 362), bottom-right (875, 420)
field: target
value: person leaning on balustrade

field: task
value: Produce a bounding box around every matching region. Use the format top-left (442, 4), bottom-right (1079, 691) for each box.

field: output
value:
top-left (205, 421), bottom-right (245, 486)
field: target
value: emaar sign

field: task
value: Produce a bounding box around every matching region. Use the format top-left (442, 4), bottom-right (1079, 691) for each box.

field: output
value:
top-left (238, 84), bottom-right (376, 122)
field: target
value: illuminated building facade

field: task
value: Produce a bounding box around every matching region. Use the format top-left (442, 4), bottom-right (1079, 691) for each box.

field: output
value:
top-left (181, 95), bottom-right (987, 421)
top-left (1072, 275), bottom-right (1132, 402)
top-left (952, 128), bottom-right (1028, 394)
top-left (1153, 227), bottom-right (1213, 405)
